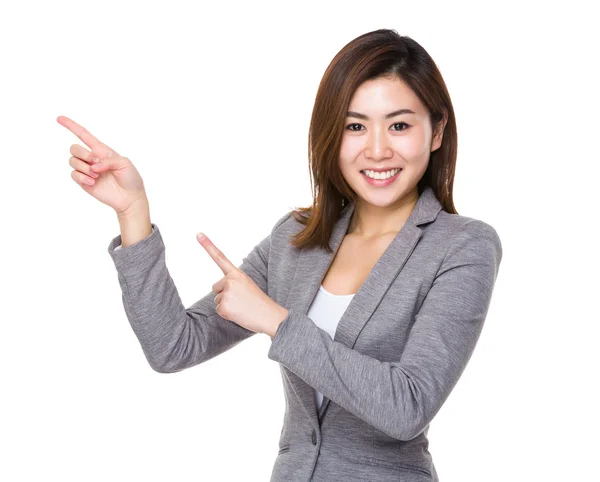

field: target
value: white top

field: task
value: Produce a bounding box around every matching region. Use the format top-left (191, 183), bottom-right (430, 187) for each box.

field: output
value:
top-left (115, 234), bottom-right (356, 410)
top-left (306, 285), bottom-right (355, 409)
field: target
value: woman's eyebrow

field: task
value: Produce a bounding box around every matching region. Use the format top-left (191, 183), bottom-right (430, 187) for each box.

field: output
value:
top-left (346, 108), bottom-right (415, 120)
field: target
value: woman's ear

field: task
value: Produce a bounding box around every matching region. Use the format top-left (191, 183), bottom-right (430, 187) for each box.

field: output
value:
top-left (431, 113), bottom-right (448, 153)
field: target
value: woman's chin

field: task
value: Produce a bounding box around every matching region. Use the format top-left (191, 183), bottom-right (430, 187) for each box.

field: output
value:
top-left (357, 192), bottom-right (404, 208)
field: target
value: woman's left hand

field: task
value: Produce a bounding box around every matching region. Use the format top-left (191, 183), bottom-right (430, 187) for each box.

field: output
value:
top-left (196, 232), bottom-right (288, 338)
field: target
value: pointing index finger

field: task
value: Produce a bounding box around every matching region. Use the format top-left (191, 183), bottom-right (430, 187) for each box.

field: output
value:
top-left (56, 115), bottom-right (117, 158)
top-left (197, 233), bottom-right (237, 275)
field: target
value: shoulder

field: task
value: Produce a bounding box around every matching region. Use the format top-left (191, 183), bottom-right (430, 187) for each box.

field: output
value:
top-left (268, 207), bottom-right (313, 238)
top-left (269, 210), bottom-right (295, 236)
top-left (429, 211), bottom-right (503, 266)
top-left (438, 211), bottom-right (500, 241)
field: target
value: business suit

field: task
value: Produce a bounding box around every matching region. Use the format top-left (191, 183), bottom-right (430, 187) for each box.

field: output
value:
top-left (107, 185), bottom-right (502, 481)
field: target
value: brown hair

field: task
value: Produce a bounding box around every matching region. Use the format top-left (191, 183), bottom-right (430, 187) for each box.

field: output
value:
top-left (289, 28), bottom-right (458, 253)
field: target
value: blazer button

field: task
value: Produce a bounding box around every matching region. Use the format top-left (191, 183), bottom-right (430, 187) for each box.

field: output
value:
top-left (311, 429), bottom-right (317, 445)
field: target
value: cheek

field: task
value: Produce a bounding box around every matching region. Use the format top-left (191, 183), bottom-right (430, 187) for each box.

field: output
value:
top-left (339, 136), bottom-right (363, 157)
top-left (347, 134), bottom-right (365, 146)
top-left (396, 134), bottom-right (429, 159)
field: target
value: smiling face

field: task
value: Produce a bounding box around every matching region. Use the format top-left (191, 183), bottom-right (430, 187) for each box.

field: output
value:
top-left (339, 76), bottom-right (445, 211)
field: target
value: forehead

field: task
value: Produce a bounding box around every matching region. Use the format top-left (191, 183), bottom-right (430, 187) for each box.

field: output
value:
top-left (348, 77), bottom-right (423, 114)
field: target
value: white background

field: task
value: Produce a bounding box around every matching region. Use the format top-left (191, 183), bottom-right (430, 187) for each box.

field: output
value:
top-left (1, 1), bottom-right (598, 481)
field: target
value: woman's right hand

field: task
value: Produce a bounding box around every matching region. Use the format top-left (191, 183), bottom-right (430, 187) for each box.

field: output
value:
top-left (57, 115), bottom-right (148, 215)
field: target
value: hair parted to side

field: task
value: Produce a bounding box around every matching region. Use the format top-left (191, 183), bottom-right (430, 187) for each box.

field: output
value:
top-left (288, 28), bottom-right (458, 253)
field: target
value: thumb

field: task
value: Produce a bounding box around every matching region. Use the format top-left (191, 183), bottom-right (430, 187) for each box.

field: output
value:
top-left (90, 155), bottom-right (130, 173)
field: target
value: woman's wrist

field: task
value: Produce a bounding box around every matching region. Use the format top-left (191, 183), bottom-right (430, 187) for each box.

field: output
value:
top-left (116, 198), bottom-right (152, 248)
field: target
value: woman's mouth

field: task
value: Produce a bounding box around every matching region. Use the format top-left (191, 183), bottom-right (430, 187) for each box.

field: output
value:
top-left (360, 168), bottom-right (402, 187)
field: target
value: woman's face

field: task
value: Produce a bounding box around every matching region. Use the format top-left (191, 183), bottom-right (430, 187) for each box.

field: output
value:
top-left (339, 76), bottom-right (445, 209)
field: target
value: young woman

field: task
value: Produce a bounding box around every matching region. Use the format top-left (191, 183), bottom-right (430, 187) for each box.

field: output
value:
top-left (58, 29), bottom-right (502, 482)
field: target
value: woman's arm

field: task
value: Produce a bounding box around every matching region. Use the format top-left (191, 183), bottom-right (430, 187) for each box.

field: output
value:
top-left (108, 211), bottom-right (291, 373)
top-left (268, 220), bottom-right (502, 440)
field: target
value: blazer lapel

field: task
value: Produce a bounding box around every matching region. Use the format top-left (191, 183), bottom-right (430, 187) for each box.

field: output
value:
top-left (283, 186), bottom-right (443, 425)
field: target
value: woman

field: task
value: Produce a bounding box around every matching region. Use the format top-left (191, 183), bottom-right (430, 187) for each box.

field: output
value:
top-left (58, 29), bottom-right (502, 482)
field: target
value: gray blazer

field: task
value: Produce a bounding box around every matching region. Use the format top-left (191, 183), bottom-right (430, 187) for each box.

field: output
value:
top-left (107, 186), bottom-right (502, 481)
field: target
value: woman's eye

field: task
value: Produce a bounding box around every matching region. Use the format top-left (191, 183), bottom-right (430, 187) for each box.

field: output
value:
top-left (345, 122), bottom-right (410, 132)
top-left (346, 123), bottom-right (364, 132)
top-left (391, 122), bottom-right (410, 131)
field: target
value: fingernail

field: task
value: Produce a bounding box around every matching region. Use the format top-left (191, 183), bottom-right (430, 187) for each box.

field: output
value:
top-left (197, 233), bottom-right (205, 240)
top-left (89, 170), bottom-right (98, 178)
top-left (92, 163), bottom-right (104, 170)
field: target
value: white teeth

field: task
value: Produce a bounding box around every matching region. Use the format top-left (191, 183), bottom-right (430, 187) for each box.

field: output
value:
top-left (362, 168), bottom-right (401, 180)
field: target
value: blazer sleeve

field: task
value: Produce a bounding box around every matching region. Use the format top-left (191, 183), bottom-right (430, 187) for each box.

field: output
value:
top-left (108, 212), bottom-right (291, 374)
top-left (267, 219), bottom-right (502, 441)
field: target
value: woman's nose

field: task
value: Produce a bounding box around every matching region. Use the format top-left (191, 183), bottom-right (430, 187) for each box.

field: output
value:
top-left (365, 128), bottom-right (393, 160)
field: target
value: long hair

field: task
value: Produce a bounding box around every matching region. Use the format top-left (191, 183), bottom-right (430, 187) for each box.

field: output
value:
top-left (289, 29), bottom-right (458, 253)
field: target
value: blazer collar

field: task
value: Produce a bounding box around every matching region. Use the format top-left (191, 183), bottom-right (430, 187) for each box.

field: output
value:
top-left (283, 185), bottom-right (443, 425)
